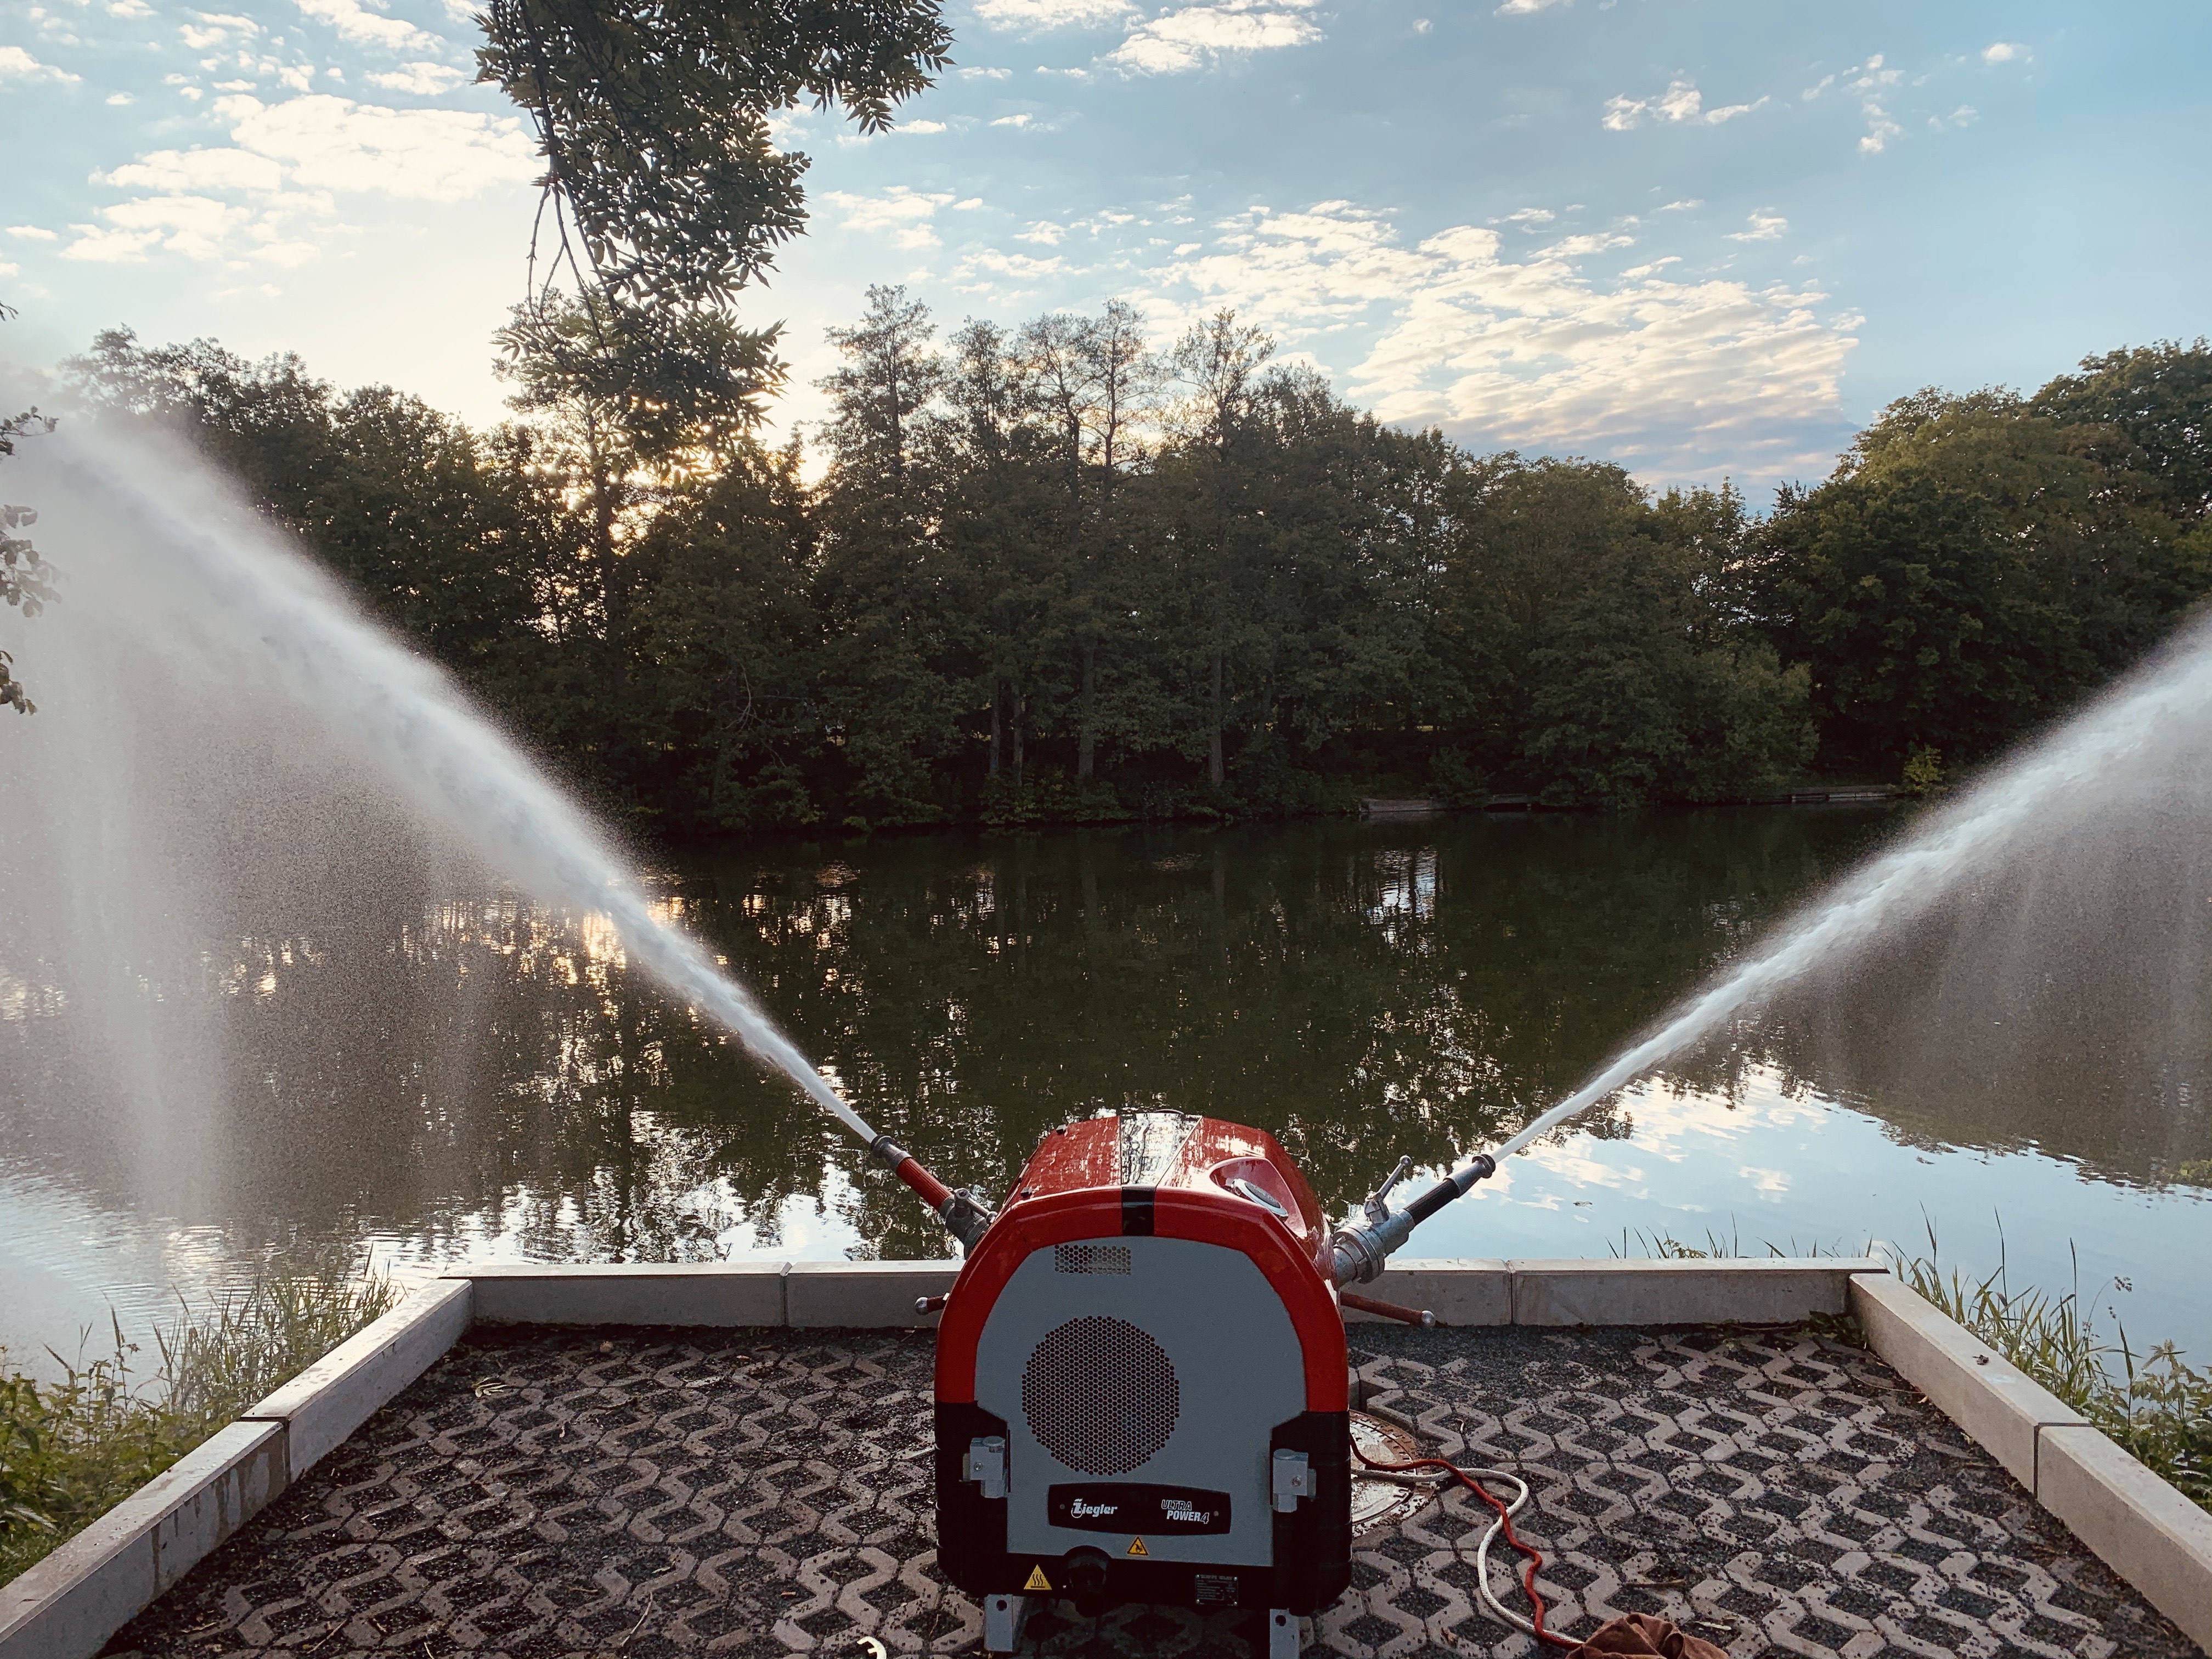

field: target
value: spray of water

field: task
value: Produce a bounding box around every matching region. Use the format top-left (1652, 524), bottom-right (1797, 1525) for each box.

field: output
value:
top-left (1494, 612), bottom-right (2212, 1164)
top-left (6, 416), bottom-right (879, 1150)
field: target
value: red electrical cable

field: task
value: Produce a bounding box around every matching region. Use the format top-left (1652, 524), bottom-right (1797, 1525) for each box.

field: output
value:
top-left (1353, 1442), bottom-right (1582, 1651)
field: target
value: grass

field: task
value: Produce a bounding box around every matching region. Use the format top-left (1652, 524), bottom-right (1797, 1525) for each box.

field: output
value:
top-left (0, 1254), bottom-right (399, 1588)
top-left (1614, 1221), bottom-right (2212, 1515)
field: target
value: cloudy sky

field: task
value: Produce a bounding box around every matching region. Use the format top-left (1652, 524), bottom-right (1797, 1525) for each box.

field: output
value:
top-left (3, 0), bottom-right (2204, 492)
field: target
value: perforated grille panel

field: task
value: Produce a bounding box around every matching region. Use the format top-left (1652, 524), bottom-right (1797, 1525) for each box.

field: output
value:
top-left (1020, 1316), bottom-right (1180, 1476)
top-left (1053, 1244), bottom-right (1131, 1276)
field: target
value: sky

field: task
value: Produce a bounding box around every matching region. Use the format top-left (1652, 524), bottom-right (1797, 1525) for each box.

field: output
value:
top-left (3, 0), bottom-right (2207, 496)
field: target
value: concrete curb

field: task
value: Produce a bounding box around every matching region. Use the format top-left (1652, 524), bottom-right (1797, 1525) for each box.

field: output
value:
top-left (1511, 1256), bottom-right (1884, 1327)
top-left (2036, 1426), bottom-right (2212, 1652)
top-left (0, 1421), bottom-right (284, 1659)
top-left (242, 1279), bottom-right (474, 1476)
top-left (1847, 1273), bottom-right (2089, 1491)
top-left (8, 1256), bottom-right (2210, 1659)
top-left (457, 1262), bottom-right (785, 1328)
top-left (787, 1260), bottom-right (959, 1328)
top-left (1850, 1274), bottom-right (2212, 1650)
top-left (434, 1256), bottom-right (1880, 1330)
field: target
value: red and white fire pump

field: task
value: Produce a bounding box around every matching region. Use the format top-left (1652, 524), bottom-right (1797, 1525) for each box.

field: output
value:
top-left (860, 1109), bottom-right (1498, 1655)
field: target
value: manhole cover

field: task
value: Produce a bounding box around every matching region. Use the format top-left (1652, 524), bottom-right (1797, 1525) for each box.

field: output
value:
top-left (1350, 1410), bottom-right (1438, 1536)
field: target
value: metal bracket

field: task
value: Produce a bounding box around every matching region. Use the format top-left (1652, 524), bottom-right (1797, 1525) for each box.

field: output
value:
top-left (1361, 1155), bottom-right (1412, 1226)
top-left (1267, 1608), bottom-right (1300, 1659)
top-left (1271, 1448), bottom-right (1313, 1513)
top-left (983, 1593), bottom-right (1028, 1654)
top-left (964, 1435), bottom-right (1008, 1500)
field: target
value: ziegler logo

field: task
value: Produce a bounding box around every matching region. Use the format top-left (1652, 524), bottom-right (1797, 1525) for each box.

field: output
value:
top-left (1048, 1483), bottom-right (1232, 1536)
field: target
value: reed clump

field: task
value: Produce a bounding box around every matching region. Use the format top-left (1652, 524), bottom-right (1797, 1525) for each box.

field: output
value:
top-left (0, 1255), bottom-right (398, 1587)
top-left (1900, 1244), bottom-right (2212, 1514)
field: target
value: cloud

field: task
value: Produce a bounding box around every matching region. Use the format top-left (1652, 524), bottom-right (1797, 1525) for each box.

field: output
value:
top-left (89, 194), bottom-right (252, 260)
top-left (1982, 41), bottom-right (2025, 64)
top-left (1540, 232), bottom-right (1634, 257)
top-left (821, 185), bottom-right (956, 249)
top-left (1495, 0), bottom-right (1567, 12)
top-left (1602, 78), bottom-right (1765, 131)
top-left (1929, 105), bottom-right (1976, 132)
top-left (1146, 200), bottom-right (1856, 477)
top-left (989, 111), bottom-right (1034, 127)
top-left (1725, 211), bottom-right (1787, 241)
top-left (59, 224), bottom-right (164, 263)
top-left (955, 248), bottom-right (1066, 280)
top-left (1106, 0), bottom-right (1322, 74)
top-left (899, 118), bottom-right (947, 133)
top-left (0, 45), bottom-right (82, 82)
top-left (219, 94), bottom-right (535, 199)
top-left (291, 0), bottom-right (442, 53)
top-left (97, 146), bottom-right (287, 191)
top-left (959, 65), bottom-right (1014, 78)
top-left (1657, 198), bottom-right (1702, 212)
top-left (1859, 107), bottom-right (1902, 152)
top-left (972, 0), bottom-right (1132, 25)
top-left (179, 13), bottom-right (259, 49)
top-left (365, 60), bottom-right (466, 93)
top-left (1016, 220), bottom-right (1066, 244)
top-left (1502, 207), bottom-right (1554, 226)
top-left (106, 90), bottom-right (134, 103)
top-left (8, 225), bottom-right (61, 240)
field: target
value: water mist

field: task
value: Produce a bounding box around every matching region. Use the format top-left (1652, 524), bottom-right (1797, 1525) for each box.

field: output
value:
top-left (0, 416), bottom-right (878, 1191)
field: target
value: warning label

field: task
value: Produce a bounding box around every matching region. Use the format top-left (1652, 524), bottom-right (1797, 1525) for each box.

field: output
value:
top-left (1126, 1537), bottom-right (1149, 1557)
top-left (1023, 1566), bottom-right (1053, 1592)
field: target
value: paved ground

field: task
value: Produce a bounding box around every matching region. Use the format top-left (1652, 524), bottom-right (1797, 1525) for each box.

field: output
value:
top-left (108, 1321), bottom-right (2202, 1659)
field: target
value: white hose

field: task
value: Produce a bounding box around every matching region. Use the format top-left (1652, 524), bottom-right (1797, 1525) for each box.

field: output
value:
top-left (1365, 1457), bottom-right (1545, 1636)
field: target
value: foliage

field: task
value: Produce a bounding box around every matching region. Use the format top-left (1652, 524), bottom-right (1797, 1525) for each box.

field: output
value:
top-left (1, 301), bottom-right (58, 716)
top-left (1900, 1239), bottom-right (2212, 1513)
top-left (1901, 747), bottom-right (1944, 795)
top-left (1757, 384), bottom-right (2211, 772)
top-left (58, 310), bottom-right (2212, 829)
top-left (475, 0), bottom-right (949, 312)
top-left (0, 1258), bottom-right (398, 1586)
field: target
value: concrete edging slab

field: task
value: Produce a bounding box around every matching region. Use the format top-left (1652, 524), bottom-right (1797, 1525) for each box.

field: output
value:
top-left (787, 1260), bottom-right (959, 1328)
top-left (242, 1278), bottom-right (475, 1477)
top-left (0, 1421), bottom-right (285, 1659)
top-left (1847, 1273), bottom-right (2089, 1491)
top-left (1510, 1256), bottom-right (1885, 1327)
top-left (455, 1262), bottom-right (785, 1329)
top-left (2037, 1425), bottom-right (2212, 1651)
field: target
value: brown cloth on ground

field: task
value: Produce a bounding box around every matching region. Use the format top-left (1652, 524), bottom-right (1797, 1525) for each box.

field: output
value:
top-left (1573, 1612), bottom-right (1729, 1658)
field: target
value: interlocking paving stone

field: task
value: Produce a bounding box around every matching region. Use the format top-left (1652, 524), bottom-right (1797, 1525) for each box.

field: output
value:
top-left (106, 1322), bottom-right (2202, 1658)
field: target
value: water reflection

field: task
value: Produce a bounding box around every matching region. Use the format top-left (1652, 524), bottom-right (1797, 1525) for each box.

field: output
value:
top-left (5, 808), bottom-right (2211, 1364)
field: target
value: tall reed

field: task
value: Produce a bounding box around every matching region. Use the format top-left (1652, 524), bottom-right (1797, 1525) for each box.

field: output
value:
top-left (0, 1255), bottom-right (398, 1585)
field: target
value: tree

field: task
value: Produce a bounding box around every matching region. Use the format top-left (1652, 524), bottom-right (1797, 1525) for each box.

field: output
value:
top-left (1757, 390), bottom-right (2206, 770)
top-left (2033, 339), bottom-right (2212, 524)
top-left (476, 0), bottom-right (950, 313)
top-left (812, 285), bottom-right (958, 826)
top-left (2, 301), bottom-right (58, 716)
top-left (1164, 310), bottom-right (1274, 786)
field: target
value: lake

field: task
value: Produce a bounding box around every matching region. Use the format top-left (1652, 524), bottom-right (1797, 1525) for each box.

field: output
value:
top-left (5, 806), bottom-right (2211, 1372)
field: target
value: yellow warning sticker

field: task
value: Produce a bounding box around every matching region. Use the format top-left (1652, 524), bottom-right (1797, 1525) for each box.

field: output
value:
top-left (1126, 1537), bottom-right (1149, 1558)
top-left (1023, 1566), bottom-right (1053, 1592)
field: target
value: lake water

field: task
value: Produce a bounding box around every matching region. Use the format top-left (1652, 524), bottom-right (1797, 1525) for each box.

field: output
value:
top-left (5, 808), bottom-right (2211, 1373)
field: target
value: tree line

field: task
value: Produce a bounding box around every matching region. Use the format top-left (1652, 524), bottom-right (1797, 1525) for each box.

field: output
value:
top-left (59, 312), bottom-right (2212, 834)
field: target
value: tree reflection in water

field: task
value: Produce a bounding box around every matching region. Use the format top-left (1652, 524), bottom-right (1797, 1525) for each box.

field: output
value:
top-left (5, 806), bottom-right (2210, 1275)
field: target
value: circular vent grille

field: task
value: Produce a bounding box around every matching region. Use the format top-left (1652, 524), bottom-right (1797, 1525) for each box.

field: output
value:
top-left (1020, 1316), bottom-right (1180, 1476)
